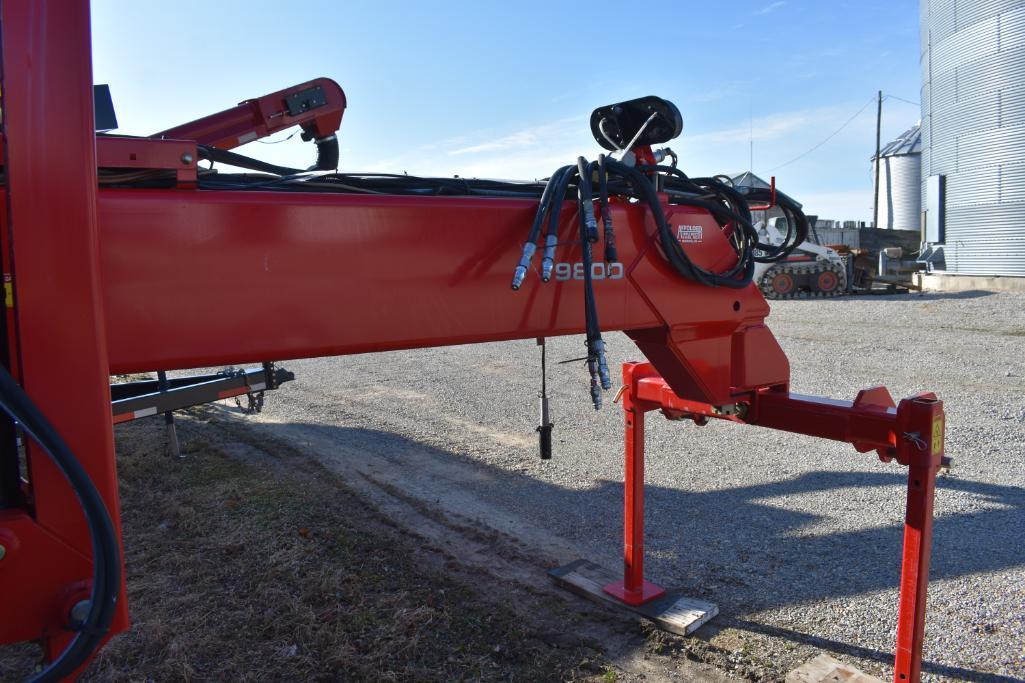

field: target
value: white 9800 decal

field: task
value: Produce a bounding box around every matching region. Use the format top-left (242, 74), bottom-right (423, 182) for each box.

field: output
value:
top-left (553, 262), bottom-right (624, 281)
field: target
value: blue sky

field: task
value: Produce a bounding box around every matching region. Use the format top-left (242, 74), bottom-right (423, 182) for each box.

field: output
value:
top-left (92, 1), bottom-right (921, 220)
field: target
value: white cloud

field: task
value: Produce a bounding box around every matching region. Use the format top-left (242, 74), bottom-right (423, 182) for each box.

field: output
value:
top-left (756, 1), bottom-right (786, 15)
top-left (686, 108), bottom-right (820, 146)
top-left (447, 117), bottom-right (584, 156)
top-left (448, 131), bottom-right (540, 156)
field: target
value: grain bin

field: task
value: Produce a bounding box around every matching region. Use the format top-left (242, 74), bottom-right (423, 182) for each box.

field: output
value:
top-left (921, 0), bottom-right (1025, 276)
top-left (873, 124), bottom-right (922, 231)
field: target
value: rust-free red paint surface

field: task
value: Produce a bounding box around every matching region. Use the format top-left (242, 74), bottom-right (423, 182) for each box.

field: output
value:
top-left (96, 189), bottom-right (788, 406)
top-left (0, 0), bottom-right (129, 648)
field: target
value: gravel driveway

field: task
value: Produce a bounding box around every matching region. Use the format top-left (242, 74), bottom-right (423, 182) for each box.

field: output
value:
top-left (242, 290), bottom-right (1025, 681)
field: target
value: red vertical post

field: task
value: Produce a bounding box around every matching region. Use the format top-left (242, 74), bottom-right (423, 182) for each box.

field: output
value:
top-left (604, 363), bottom-right (665, 606)
top-left (893, 397), bottom-right (944, 682)
top-left (0, 0), bottom-right (129, 658)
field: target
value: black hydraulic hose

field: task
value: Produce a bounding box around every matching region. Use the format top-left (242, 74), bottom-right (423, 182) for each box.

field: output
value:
top-left (198, 145), bottom-right (304, 176)
top-left (539, 166), bottom-right (572, 282)
top-left (647, 166), bottom-right (758, 241)
top-left (545, 164), bottom-right (577, 238)
top-left (576, 157), bottom-right (599, 244)
top-left (643, 165), bottom-right (805, 276)
top-left (607, 159), bottom-right (754, 288)
top-left (598, 154), bottom-right (617, 263)
top-left (674, 169), bottom-right (808, 261)
top-left (513, 165), bottom-right (572, 289)
top-left (539, 165), bottom-right (579, 282)
top-left (575, 157), bottom-right (610, 408)
top-left (739, 186), bottom-right (809, 261)
top-left (528, 167), bottom-right (571, 245)
top-left (0, 366), bottom-right (121, 683)
top-left (309, 135), bottom-right (339, 172)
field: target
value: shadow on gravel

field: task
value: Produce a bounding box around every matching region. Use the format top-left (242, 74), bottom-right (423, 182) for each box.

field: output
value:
top-left (781, 289), bottom-right (998, 303)
top-left (723, 618), bottom-right (1024, 683)
top-left (254, 420), bottom-right (1025, 680)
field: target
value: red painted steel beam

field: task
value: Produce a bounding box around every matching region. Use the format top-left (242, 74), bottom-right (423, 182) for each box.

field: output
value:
top-left (752, 389), bottom-right (900, 454)
top-left (92, 190), bottom-right (791, 407)
top-left (0, 0), bottom-right (128, 655)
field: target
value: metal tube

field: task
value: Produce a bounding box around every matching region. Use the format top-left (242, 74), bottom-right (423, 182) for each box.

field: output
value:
top-left (623, 404), bottom-right (645, 593)
top-left (156, 371), bottom-right (181, 459)
top-left (602, 367), bottom-right (666, 606)
top-left (893, 398), bottom-right (944, 682)
top-left (873, 90), bottom-right (883, 229)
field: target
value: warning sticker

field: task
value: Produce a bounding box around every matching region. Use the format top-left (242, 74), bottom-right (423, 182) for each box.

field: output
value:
top-left (931, 416), bottom-right (944, 455)
top-left (677, 224), bottom-right (703, 243)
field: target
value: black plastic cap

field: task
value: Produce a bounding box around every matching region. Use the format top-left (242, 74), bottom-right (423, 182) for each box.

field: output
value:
top-left (590, 96), bottom-right (683, 151)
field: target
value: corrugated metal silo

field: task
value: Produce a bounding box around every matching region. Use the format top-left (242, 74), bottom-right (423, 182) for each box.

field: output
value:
top-left (921, 0), bottom-right (1025, 276)
top-left (873, 124), bottom-right (922, 230)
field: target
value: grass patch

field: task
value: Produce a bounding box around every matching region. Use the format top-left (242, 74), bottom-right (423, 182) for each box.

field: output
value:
top-left (3, 415), bottom-right (601, 681)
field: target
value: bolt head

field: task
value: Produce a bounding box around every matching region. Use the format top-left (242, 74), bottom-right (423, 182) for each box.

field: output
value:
top-left (181, 152), bottom-right (194, 165)
top-left (69, 600), bottom-right (91, 627)
top-left (0, 544), bottom-right (5, 561)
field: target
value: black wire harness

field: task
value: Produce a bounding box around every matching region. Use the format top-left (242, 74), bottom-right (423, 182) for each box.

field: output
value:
top-left (0, 365), bottom-right (121, 683)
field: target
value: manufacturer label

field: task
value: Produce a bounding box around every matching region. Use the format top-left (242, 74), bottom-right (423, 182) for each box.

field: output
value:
top-left (677, 224), bottom-right (703, 243)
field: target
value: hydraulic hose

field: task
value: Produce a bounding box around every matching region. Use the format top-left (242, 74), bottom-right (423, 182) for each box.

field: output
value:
top-left (309, 135), bottom-right (339, 172)
top-left (539, 166), bottom-right (572, 282)
top-left (513, 165), bottom-right (572, 289)
top-left (0, 365), bottom-right (121, 683)
top-left (540, 165), bottom-right (578, 282)
top-left (598, 154), bottom-right (617, 263)
top-left (607, 159), bottom-right (754, 288)
top-left (574, 157), bottom-right (610, 408)
top-left (576, 157), bottom-right (599, 244)
top-left (198, 145), bottom-right (304, 176)
top-left (501, 152), bottom-right (811, 411)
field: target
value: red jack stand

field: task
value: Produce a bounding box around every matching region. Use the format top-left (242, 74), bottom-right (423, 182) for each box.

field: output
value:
top-left (602, 364), bottom-right (665, 606)
top-left (552, 361), bottom-right (944, 682)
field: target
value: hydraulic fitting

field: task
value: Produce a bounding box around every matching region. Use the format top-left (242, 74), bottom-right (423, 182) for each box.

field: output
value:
top-left (587, 350), bottom-right (604, 410)
top-left (540, 234), bottom-right (559, 281)
top-left (582, 200), bottom-right (600, 243)
top-left (511, 242), bottom-right (537, 290)
top-left (593, 338), bottom-right (612, 390)
top-left (588, 366), bottom-right (603, 410)
top-left (602, 213), bottom-right (618, 263)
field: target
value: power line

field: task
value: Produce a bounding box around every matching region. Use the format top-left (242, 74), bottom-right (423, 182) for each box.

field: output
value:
top-left (768, 96), bottom-right (877, 172)
top-left (885, 93), bottom-right (920, 107)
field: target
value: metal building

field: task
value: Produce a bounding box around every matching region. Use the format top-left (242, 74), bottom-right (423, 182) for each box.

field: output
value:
top-left (921, 0), bottom-right (1025, 277)
top-left (873, 124), bottom-right (922, 231)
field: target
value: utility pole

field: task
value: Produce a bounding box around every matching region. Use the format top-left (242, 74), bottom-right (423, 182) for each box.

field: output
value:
top-left (873, 89), bottom-right (883, 229)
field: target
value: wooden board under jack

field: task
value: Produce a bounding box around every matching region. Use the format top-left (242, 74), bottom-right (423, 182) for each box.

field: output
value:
top-left (549, 558), bottom-right (718, 636)
top-left (786, 654), bottom-right (884, 683)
